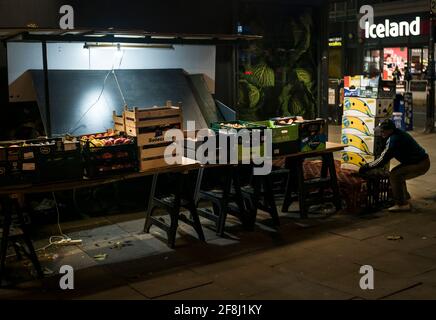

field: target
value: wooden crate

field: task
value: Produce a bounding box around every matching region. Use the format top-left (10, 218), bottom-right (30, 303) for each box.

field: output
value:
top-left (139, 142), bottom-right (182, 171)
top-left (112, 111), bottom-right (125, 133)
top-left (124, 102), bottom-right (183, 145)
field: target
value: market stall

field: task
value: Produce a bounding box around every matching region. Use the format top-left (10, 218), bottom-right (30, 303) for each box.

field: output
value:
top-left (0, 28), bottom-right (345, 284)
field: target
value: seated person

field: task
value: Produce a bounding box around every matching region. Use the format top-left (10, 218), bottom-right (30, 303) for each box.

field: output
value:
top-left (359, 119), bottom-right (430, 212)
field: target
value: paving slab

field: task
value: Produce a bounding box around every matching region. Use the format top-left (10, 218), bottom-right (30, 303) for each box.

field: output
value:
top-left (411, 243), bottom-right (436, 261)
top-left (319, 270), bottom-right (420, 300)
top-left (129, 269), bottom-right (212, 299)
top-left (158, 283), bottom-right (243, 300)
top-left (76, 285), bottom-right (148, 300)
top-left (382, 284), bottom-right (436, 300)
top-left (364, 232), bottom-right (436, 254)
top-left (249, 277), bottom-right (355, 300)
top-left (272, 253), bottom-right (360, 283)
top-left (82, 236), bottom-right (163, 266)
top-left (351, 250), bottom-right (436, 278)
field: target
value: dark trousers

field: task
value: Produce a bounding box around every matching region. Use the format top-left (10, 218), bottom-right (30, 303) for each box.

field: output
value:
top-left (390, 157), bottom-right (430, 205)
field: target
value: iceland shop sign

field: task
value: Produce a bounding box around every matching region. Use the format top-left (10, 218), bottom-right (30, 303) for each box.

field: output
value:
top-left (360, 5), bottom-right (421, 39)
top-left (364, 17), bottom-right (420, 39)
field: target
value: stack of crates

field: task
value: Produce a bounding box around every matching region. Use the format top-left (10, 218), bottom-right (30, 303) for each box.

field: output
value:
top-left (114, 101), bottom-right (184, 171)
top-left (341, 76), bottom-right (394, 171)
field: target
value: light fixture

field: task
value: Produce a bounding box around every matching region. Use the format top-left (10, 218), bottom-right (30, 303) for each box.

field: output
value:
top-left (83, 42), bottom-right (174, 50)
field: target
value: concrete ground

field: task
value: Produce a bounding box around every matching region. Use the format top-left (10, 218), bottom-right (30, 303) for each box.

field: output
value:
top-left (1, 126), bottom-right (436, 300)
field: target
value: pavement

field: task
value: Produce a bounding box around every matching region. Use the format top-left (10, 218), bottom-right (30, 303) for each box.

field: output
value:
top-left (1, 125), bottom-right (436, 300)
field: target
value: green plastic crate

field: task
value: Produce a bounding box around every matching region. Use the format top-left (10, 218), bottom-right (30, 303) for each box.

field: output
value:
top-left (250, 120), bottom-right (299, 143)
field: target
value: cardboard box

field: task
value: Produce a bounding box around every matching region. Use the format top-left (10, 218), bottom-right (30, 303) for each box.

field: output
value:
top-left (299, 120), bottom-right (327, 152)
top-left (342, 116), bottom-right (385, 136)
top-left (375, 98), bottom-right (394, 118)
top-left (340, 151), bottom-right (374, 171)
top-left (344, 75), bottom-right (362, 97)
top-left (343, 97), bottom-right (393, 118)
top-left (341, 133), bottom-right (375, 155)
top-left (343, 97), bottom-right (377, 117)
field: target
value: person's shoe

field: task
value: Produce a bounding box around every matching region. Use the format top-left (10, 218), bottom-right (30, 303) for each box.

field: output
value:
top-left (387, 203), bottom-right (411, 212)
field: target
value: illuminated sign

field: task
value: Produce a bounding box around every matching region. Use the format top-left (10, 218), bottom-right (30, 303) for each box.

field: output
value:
top-left (329, 37), bottom-right (342, 47)
top-left (364, 17), bottom-right (420, 39)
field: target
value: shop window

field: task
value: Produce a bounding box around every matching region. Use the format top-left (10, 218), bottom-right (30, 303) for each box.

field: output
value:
top-left (363, 49), bottom-right (381, 76)
top-left (383, 47), bottom-right (408, 81)
top-left (410, 48), bottom-right (427, 74)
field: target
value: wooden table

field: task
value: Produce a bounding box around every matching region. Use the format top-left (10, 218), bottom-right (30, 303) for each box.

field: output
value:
top-left (277, 142), bottom-right (345, 217)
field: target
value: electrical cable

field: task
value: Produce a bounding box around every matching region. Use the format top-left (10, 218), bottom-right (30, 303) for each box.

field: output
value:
top-left (5, 192), bottom-right (79, 259)
top-left (67, 49), bottom-right (127, 134)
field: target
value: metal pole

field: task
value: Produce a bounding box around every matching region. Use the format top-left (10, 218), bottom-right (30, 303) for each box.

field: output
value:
top-left (42, 41), bottom-right (52, 137)
top-left (426, 7), bottom-right (435, 133)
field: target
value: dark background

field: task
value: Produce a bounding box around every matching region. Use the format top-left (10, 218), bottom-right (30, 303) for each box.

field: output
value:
top-left (0, 0), bottom-right (327, 139)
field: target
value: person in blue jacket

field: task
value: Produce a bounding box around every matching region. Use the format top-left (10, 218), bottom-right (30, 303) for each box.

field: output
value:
top-left (359, 119), bottom-right (430, 212)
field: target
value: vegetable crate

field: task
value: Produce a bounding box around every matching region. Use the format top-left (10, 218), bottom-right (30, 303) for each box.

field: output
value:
top-left (211, 121), bottom-right (267, 162)
top-left (250, 120), bottom-right (299, 156)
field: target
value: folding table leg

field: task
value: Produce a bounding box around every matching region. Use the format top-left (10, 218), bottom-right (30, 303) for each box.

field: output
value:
top-left (262, 175), bottom-right (280, 225)
top-left (296, 159), bottom-right (308, 219)
top-left (282, 158), bottom-right (297, 212)
top-left (326, 153), bottom-right (342, 210)
top-left (187, 202), bottom-right (205, 242)
top-left (319, 155), bottom-right (329, 198)
top-left (13, 200), bottom-right (43, 279)
top-left (144, 174), bottom-right (159, 233)
top-left (0, 198), bottom-right (12, 285)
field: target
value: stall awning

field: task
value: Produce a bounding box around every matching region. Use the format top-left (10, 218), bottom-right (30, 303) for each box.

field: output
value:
top-left (0, 28), bottom-right (262, 45)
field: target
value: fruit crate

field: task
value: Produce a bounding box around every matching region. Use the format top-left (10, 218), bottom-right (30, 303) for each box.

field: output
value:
top-left (0, 141), bottom-right (39, 185)
top-left (112, 111), bottom-right (126, 133)
top-left (81, 135), bottom-right (138, 178)
top-left (250, 120), bottom-right (299, 156)
top-left (211, 120), bottom-right (267, 132)
top-left (123, 103), bottom-right (183, 146)
top-left (25, 138), bottom-right (83, 183)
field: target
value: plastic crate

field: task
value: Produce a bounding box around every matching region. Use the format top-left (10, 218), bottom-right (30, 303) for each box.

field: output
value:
top-left (25, 138), bottom-right (83, 183)
top-left (249, 120), bottom-right (299, 156)
top-left (0, 142), bottom-right (38, 185)
top-left (82, 138), bottom-right (138, 178)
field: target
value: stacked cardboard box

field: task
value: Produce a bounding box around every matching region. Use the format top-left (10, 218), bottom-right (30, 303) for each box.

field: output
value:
top-left (341, 76), bottom-right (394, 171)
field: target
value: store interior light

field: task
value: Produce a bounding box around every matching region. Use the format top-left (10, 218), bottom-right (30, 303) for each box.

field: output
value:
top-left (114, 34), bottom-right (146, 39)
top-left (83, 42), bottom-right (174, 50)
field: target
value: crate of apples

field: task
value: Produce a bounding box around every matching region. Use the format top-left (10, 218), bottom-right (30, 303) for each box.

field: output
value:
top-left (88, 136), bottom-right (134, 148)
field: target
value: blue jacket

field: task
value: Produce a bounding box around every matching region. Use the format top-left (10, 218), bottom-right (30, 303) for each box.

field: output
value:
top-left (368, 129), bottom-right (428, 168)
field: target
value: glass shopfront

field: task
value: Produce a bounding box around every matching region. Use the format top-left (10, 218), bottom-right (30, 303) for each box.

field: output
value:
top-left (363, 46), bottom-right (430, 80)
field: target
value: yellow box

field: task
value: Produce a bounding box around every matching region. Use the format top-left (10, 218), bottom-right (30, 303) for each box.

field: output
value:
top-left (340, 151), bottom-right (374, 171)
top-left (344, 97), bottom-right (393, 118)
top-left (341, 132), bottom-right (375, 155)
top-left (343, 97), bottom-right (377, 117)
top-left (342, 116), bottom-right (384, 136)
